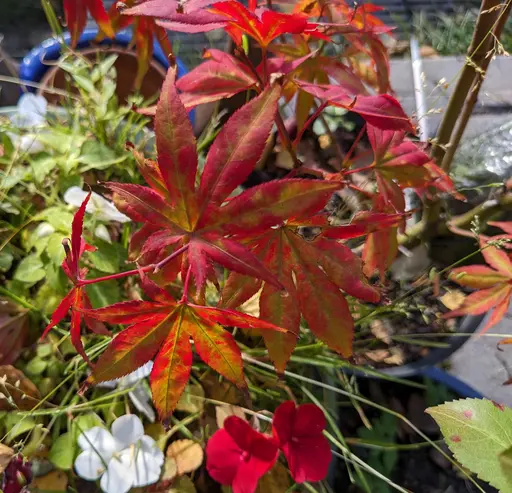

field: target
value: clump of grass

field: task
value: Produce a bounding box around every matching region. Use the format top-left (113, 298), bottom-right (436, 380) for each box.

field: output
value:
top-left (412, 8), bottom-right (512, 56)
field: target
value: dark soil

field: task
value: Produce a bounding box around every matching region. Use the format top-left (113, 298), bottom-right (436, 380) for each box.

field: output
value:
top-left (332, 377), bottom-right (496, 493)
top-left (353, 279), bottom-right (468, 369)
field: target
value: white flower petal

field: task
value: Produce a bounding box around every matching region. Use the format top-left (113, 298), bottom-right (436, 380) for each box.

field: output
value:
top-left (63, 187), bottom-right (130, 223)
top-left (140, 436), bottom-right (165, 466)
top-left (122, 361), bottom-right (153, 385)
top-left (100, 456), bottom-right (134, 493)
top-left (128, 387), bottom-right (156, 423)
top-left (111, 415), bottom-right (144, 448)
top-left (78, 427), bottom-right (120, 460)
top-left (18, 94), bottom-right (48, 118)
top-left (74, 450), bottom-right (106, 480)
top-left (132, 446), bottom-right (164, 487)
top-left (11, 94), bottom-right (47, 128)
top-left (63, 187), bottom-right (89, 208)
top-left (95, 224), bottom-right (112, 243)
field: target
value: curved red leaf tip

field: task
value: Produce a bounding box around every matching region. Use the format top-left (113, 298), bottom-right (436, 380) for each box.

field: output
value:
top-left (272, 401), bottom-right (331, 483)
top-left (206, 416), bottom-right (278, 493)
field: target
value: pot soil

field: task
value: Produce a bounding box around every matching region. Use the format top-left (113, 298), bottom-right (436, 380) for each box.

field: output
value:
top-left (331, 370), bottom-right (495, 493)
top-left (38, 46), bottom-right (166, 105)
top-left (353, 279), bottom-right (485, 377)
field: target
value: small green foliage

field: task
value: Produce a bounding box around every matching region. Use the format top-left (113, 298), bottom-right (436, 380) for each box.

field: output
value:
top-left (356, 414), bottom-right (398, 493)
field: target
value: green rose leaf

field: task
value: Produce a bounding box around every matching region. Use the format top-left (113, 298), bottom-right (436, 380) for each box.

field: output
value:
top-left (427, 398), bottom-right (512, 492)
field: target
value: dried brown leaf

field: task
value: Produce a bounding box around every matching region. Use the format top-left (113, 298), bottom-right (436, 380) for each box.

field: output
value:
top-left (0, 444), bottom-right (14, 474)
top-left (166, 439), bottom-right (204, 476)
top-left (0, 365), bottom-right (40, 411)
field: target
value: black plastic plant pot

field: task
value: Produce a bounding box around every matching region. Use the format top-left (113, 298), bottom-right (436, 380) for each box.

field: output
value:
top-left (379, 313), bottom-right (486, 378)
top-left (328, 366), bottom-right (486, 492)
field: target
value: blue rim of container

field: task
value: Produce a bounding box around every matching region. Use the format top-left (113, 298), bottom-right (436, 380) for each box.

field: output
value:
top-left (19, 27), bottom-right (194, 124)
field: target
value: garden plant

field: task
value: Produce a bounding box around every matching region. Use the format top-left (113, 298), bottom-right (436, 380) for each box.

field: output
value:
top-left (2, 0), bottom-right (512, 492)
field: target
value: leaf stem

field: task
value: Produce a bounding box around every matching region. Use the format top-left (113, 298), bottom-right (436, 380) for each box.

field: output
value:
top-left (293, 102), bottom-right (328, 146)
top-left (181, 266), bottom-right (193, 303)
top-left (79, 244), bottom-right (189, 285)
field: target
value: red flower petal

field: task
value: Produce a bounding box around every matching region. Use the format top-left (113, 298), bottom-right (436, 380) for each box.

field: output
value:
top-left (206, 416), bottom-right (278, 493)
top-left (273, 401), bottom-right (331, 483)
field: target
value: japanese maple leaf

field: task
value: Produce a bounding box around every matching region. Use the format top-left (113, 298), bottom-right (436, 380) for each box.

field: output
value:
top-left (272, 401), bottom-right (331, 483)
top-left (41, 193), bottom-right (109, 363)
top-left (84, 276), bottom-right (288, 418)
top-left (220, 212), bottom-right (380, 371)
top-left (123, 0), bottom-right (227, 33)
top-left (64, 0), bottom-right (114, 48)
top-left (445, 237), bottom-right (512, 333)
top-left (110, 66), bottom-right (340, 294)
top-left (206, 415), bottom-right (278, 493)
top-left (269, 37), bottom-right (367, 132)
top-left (175, 49), bottom-right (258, 108)
top-left (209, 1), bottom-right (323, 47)
top-left (366, 125), bottom-right (462, 198)
top-left (97, 0), bottom-right (174, 89)
top-left (296, 80), bottom-right (414, 132)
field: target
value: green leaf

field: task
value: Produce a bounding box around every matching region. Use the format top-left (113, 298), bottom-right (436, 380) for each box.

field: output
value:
top-left (36, 343), bottom-right (53, 359)
top-left (87, 240), bottom-right (125, 273)
top-left (14, 255), bottom-right (46, 285)
top-left (29, 154), bottom-right (58, 183)
top-left (78, 140), bottom-right (126, 171)
top-left (4, 415), bottom-right (37, 442)
top-left (427, 398), bottom-right (512, 492)
top-left (0, 250), bottom-right (13, 272)
top-left (49, 432), bottom-right (75, 470)
top-left (71, 413), bottom-right (103, 442)
top-left (25, 357), bottom-right (48, 376)
top-left (36, 129), bottom-right (84, 154)
top-left (500, 446), bottom-right (512, 487)
top-left (169, 475), bottom-right (197, 493)
top-left (36, 207), bottom-right (74, 233)
top-left (46, 233), bottom-right (66, 266)
top-left (86, 279), bottom-right (120, 308)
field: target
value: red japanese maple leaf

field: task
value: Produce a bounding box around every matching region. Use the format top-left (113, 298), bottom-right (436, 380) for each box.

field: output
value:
top-left (366, 125), bottom-right (462, 198)
top-left (209, 1), bottom-right (324, 47)
top-left (272, 401), bottom-right (331, 483)
top-left (85, 275), bottom-right (287, 418)
top-left (206, 415), bottom-right (278, 493)
top-left (41, 193), bottom-right (109, 363)
top-left (110, 66), bottom-right (340, 295)
top-left (64, 0), bottom-right (114, 48)
top-left (445, 237), bottom-right (512, 333)
top-left (270, 38), bottom-right (367, 132)
top-left (296, 80), bottom-right (414, 132)
top-left (175, 49), bottom-right (259, 108)
top-left (220, 211), bottom-right (381, 371)
top-left (123, 0), bottom-right (227, 33)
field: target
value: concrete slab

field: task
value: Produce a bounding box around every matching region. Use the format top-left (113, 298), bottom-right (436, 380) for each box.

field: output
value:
top-left (449, 307), bottom-right (512, 404)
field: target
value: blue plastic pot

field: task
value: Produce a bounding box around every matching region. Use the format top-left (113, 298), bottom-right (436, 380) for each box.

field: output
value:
top-left (19, 28), bottom-right (194, 124)
top-left (420, 366), bottom-right (483, 398)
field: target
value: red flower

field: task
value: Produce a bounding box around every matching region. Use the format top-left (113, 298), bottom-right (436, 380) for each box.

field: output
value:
top-left (206, 416), bottom-right (278, 493)
top-left (272, 401), bottom-right (332, 483)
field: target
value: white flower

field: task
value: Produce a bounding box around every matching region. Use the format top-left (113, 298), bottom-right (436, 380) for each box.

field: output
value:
top-left (74, 414), bottom-right (164, 493)
top-left (100, 362), bottom-right (155, 423)
top-left (8, 94), bottom-right (48, 154)
top-left (95, 224), bottom-right (112, 243)
top-left (64, 187), bottom-right (130, 223)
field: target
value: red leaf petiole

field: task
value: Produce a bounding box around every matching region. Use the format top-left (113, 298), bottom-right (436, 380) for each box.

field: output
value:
top-left (79, 244), bottom-right (190, 286)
